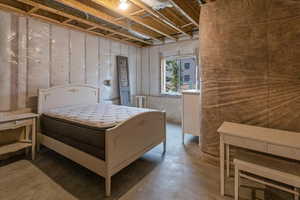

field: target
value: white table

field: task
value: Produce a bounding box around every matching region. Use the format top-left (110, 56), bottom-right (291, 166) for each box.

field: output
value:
top-left (218, 122), bottom-right (300, 196)
top-left (0, 113), bottom-right (38, 160)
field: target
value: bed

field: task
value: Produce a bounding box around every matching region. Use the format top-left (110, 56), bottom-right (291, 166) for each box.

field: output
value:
top-left (37, 84), bottom-right (166, 196)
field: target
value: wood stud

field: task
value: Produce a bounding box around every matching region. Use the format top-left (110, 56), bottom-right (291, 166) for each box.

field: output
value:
top-left (0, 0), bottom-right (200, 46)
top-left (128, 0), bottom-right (192, 38)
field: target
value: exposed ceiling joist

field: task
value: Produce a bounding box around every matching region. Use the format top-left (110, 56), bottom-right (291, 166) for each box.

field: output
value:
top-left (114, 9), bottom-right (145, 21)
top-left (0, 0), bottom-right (200, 46)
top-left (57, 0), bottom-right (162, 42)
top-left (0, 1), bottom-right (142, 47)
top-left (27, 6), bottom-right (39, 14)
top-left (62, 18), bottom-right (73, 24)
top-left (128, 0), bottom-right (191, 38)
top-left (168, 0), bottom-right (200, 27)
top-left (181, 23), bottom-right (193, 28)
top-left (0, 2), bottom-right (27, 15)
top-left (90, 0), bottom-right (177, 41)
top-left (17, 0), bottom-right (152, 45)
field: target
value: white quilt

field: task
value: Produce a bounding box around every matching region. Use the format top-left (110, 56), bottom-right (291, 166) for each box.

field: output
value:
top-left (44, 103), bottom-right (155, 128)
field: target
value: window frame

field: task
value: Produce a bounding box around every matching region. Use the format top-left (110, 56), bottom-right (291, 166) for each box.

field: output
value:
top-left (184, 75), bottom-right (190, 82)
top-left (160, 54), bottom-right (198, 96)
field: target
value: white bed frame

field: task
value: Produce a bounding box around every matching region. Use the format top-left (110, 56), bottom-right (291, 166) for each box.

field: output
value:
top-left (37, 84), bottom-right (166, 196)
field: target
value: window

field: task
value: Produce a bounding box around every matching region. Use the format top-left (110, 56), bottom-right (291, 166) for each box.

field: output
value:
top-left (184, 63), bottom-right (190, 70)
top-left (184, 75), bottom-right (190, 82)
top-left (161, 56), bottom-right (198, 95)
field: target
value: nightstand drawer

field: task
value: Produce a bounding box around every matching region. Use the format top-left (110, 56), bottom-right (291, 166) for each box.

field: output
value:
top-left (0, 119), bottom-right (32, 131)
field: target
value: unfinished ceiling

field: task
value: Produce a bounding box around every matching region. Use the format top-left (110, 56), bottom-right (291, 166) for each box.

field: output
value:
top-left (0, 0), bottom-right (201, 47)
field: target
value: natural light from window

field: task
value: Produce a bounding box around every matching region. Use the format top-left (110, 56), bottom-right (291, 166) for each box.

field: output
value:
top-left (161, 56), bottom-right (198, 95)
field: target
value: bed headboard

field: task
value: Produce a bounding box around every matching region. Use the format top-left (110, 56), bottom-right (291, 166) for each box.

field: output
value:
top-left (38, 84), bottom-right (99, 114)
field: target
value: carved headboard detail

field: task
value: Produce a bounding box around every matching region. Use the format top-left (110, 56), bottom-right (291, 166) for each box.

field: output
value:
top-left (38, 84), bottom-right (99, 114)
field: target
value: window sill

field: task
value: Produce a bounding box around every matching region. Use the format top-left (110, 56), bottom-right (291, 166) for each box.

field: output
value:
top-left (159, 93), bottom-right (182, 98)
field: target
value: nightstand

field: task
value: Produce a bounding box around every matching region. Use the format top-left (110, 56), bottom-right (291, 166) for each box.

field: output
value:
top-left (0, 113), bottom-right (38, 160)
top-left (182, 90), bottom-right (200, 145)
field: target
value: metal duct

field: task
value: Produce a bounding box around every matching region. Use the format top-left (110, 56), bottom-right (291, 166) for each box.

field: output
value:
top-left (140, 0), bottom-right (173, 10)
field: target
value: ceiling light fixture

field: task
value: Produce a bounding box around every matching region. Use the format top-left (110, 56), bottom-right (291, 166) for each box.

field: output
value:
top-left (197, 0), bottom-right (207, 5)
top-left (119, 0), bottom-right (129, 10)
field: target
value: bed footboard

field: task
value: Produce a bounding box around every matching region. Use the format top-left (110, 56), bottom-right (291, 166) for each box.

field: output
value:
top-left (104, 111), bottom-right (166, 196)
top-left (106, 111), bottom-right (166, 175)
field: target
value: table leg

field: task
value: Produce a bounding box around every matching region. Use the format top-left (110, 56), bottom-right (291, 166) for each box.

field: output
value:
top-left (31, 118), bottom-right (36, 160)
top-left (25, 125), bottom-right (30, 156)
top-left (220, 135), bottom-right (225, 196)
top-left (234, 166), bottom-right (239, 200)
top-left (226, 144), bottom-right (230, 177)
top-left (294, 188), bottom-right (299, 200)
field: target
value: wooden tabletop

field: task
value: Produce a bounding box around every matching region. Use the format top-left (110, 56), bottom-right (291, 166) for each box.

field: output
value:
top-left (0, 113), bottom-right (38, 123)
top-left (218, 122), bottom-right (300, 149)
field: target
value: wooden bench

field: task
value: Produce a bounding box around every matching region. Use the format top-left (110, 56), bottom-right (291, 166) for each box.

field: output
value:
top-left (218, 122), bottom-right (300, 196)
top-left (234, 150), bottom-right (300, 200)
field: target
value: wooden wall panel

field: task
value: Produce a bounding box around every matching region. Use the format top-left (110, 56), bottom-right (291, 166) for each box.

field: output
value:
top-left (10, 15), bottom-right (19, 111)
top-left (128, 46), bottom-right (137, 98)
top-left (148, 96), bottom-right (182, 123)
top-left (136, 47), bottom-right (142, 95)
top-left (0, 11), bottom-right (11, 111)
top-left (50, 25), bottom-right (69, 86)
top-left (0, 10), bottom-right (141, 112)
top-left (160, 42), bottom-right (180, 57)
top-left (111, 41), bottom-right (121, 99)
top-left (27, 19), bottom-right (50, 108)
top-left (70, 30), bottom-right (85, 84)
top-left (141, 48), bottom-right (150, 95)
top-left (17, 16), bottom-right (27, 109)
top-left (120, 43), bottom-right (129, 56)
top-left (149, 46), bottom-right (160, 96)
top-left (99, 38), bottom-right (111, 102)
top-left (85, 35), bottom-right (99, 86)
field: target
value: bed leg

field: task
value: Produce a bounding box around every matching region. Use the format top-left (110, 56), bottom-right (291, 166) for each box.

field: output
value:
top-left (163, 140), bottom-right (166, 154)
top-left (37, 132), bottom-right (41, 152)
top-left (105, 176), bottom-right (111, 197)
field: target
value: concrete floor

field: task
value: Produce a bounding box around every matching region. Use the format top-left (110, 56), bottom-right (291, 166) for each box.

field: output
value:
top-left (0, 123), bottom-right (275, 200)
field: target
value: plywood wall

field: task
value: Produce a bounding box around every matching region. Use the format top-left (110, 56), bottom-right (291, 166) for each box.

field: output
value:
top-left (50, 25), bottom-right (69, 86)
top-left (0, 12), bottom-right (12, 111)
top-left (27, 19), bottom-right (50, 107)
top-left (0, 10), bottom-right (142, 112)
top-left (139, 40), bottom-right (199, 123)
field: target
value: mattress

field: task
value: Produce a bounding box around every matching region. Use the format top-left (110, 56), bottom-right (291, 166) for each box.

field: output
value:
top-left (40, 104), bottom-right (155, 160)
top-left (43, 103), bottom-right (154, 129)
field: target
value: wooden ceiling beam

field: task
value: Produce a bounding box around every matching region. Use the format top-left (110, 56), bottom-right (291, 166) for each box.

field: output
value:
top-left (31, 14), bottom-right (141, 47)
top-left (27, 6), bottom-right (39, 14)
top-left (168, 0), bottom-right (199, 27)
top-left (56, 0), bottom-right (161, 42)
top-left (114, 9), bottom-right (144, 21)
top-left (62, 18), bottom-right (73, 24)
top-left (16, 0), bottom-right (152, 45)
top-left (0, 2), bottom-right (27, 15)
top-left (128, 0), bottom-right (191, 38)
top-left (86, 26), bottom-right (96, 31)
top-left (106, 33), bottom-right (116, 36)
top-left (181, 23), bottom-right (193, 28)
top-left (0, 1), bottom-right (143, 47)
top-left (90, 0), bottom-right (177, 41)
top-left (129, 9), bottom-right (145, 16)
